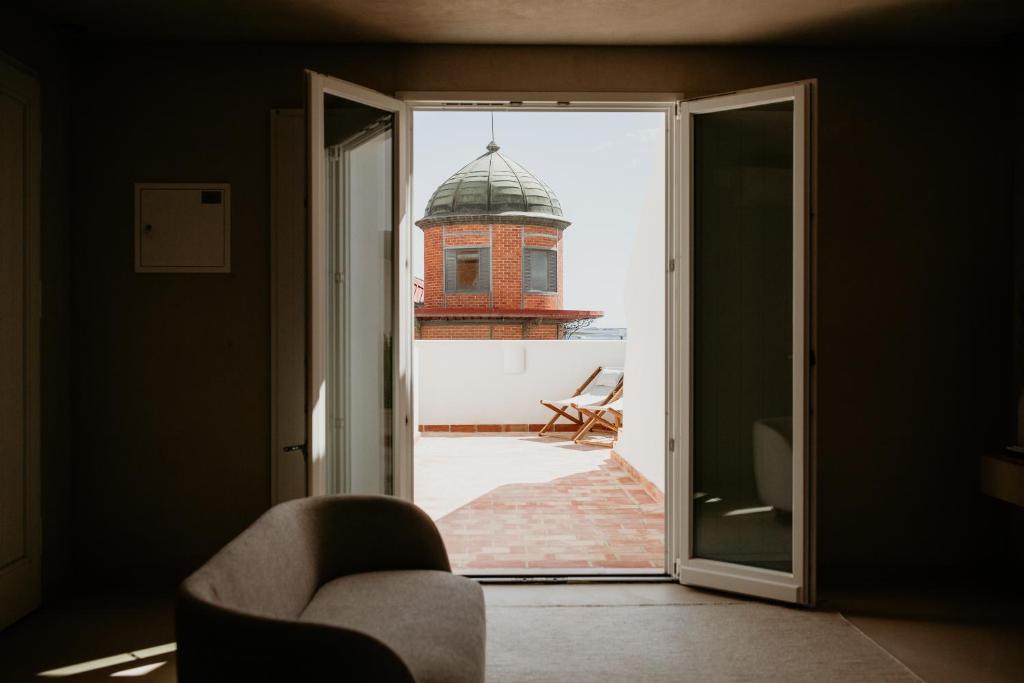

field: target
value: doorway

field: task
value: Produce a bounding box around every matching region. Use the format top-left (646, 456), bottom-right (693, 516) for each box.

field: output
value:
top-left (408, 105), bottom-right (669, 576)
top-left (297, 76), bottom-right (815, 603)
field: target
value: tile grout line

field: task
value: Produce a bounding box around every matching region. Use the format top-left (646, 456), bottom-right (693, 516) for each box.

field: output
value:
top-left (836, 611), bottom-right (926, 682)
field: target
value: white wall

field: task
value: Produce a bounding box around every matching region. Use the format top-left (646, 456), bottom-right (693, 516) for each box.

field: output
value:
top-left (415, 340), bottom-right (625, 425)
top-left (615, 144), bottom-right (666, 492)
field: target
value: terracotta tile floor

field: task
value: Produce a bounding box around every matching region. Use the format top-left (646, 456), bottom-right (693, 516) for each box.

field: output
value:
top-left (415, 433), bottom-right (665, 573)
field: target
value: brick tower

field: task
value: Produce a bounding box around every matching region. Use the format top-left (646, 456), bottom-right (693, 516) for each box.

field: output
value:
top-left (416, 141), bottom-right (602, 339)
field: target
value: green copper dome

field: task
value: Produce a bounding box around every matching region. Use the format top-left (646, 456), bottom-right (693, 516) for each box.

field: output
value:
top-left (419, 142), bottom-right (569, 228)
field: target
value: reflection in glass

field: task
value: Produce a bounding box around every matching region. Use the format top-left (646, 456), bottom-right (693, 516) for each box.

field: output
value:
top-left (323, 93), bottom-right (394, 495)
top-left (692, 101), bottom-right (794, 572)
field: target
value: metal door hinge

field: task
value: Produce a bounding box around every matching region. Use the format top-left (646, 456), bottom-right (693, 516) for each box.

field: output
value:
top-left (668, 258), bottom-right (676, 272)
top-left (669, 437), bottom-right (675, 452)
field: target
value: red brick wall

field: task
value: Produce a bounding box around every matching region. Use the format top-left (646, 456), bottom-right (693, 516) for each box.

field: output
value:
top-left (525, 323), bottom-right (561, 339)
top-left (416, 320), bottom-right (563, 340)
top-left (417, 323), bottom-right (495, 340)
top-left (422, 227), bottom-right (444, 307)
top-left (420, 222), bottom-right (565, 312)
top-left (490, 323), bottom-right (523, 338)
top-left (491, 225), bottom-right (521, 308)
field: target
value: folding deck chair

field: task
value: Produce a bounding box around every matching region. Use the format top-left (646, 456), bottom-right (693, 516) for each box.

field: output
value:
top-left (573, 388), bottom-right (624, 447)
top-left (538, 366), bottom-right (623, 438)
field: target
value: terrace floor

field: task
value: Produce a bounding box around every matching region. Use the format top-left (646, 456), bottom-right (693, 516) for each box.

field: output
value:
top-left (414, 433), bottom-right (665, 573)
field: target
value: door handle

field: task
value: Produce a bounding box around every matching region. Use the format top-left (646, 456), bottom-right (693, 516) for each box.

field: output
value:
top-left (284, 443), bottom-right (307, 460)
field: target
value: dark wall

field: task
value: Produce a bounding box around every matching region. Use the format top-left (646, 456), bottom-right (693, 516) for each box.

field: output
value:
top-left (1010, 43), bottom-right (1024, 564)
top-left (64, 43), bottom-right (1015, 585)
top-left (1014, 44), bottom-right (1024, 445)
top-left (0, 9), bottom-right (73, 599)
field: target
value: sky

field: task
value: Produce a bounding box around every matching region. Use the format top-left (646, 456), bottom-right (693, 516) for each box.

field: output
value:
top-left (413, 110), bottom-right (664, 329)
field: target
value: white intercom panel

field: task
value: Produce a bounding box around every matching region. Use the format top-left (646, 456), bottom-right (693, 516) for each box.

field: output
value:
top-left (134, 183), bottom-right (231, 273)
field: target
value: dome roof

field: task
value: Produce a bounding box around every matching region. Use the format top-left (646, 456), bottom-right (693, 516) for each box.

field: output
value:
top-left (419, 142), bottom-right (569, 227)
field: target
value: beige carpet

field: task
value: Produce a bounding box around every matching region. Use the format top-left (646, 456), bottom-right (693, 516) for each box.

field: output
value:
top-left (486, 598), bottom-right (919, 682)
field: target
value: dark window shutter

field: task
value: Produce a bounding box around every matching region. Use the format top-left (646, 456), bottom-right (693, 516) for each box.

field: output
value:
top-left (478, 248), bottom-right (491, 291)
top-left (523, 248), bottom-right (532, 291)
top-left (523, 248), bottom-right (556, 292)
top-left (546, 250), bottom-right (557, 292)
top-left (444, 250), bottom-right (457, 292)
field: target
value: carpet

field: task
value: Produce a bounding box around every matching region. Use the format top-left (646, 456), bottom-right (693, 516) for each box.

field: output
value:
top-left (485, 602), bottom-right (919, 682)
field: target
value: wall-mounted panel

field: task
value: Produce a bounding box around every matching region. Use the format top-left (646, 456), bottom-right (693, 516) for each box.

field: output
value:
top-left (135, 183), bottom-right (230, 272)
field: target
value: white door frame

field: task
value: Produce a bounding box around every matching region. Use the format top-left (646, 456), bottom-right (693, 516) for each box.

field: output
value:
top-left (299, 86), bottom-right (815, 600)
top-left (307, 72), bottom-right (413, 499)
top-left (0, 57), bottom-right (42, 628)
top-left (672, 82), bottom-right (816, 605)
top-left (401, 93), bottom-right (679, 572)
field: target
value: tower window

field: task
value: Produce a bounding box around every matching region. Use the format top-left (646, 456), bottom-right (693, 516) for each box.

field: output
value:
top-left (524, 248), bottom-right (558, 293)
top-left (445, 247), bottom-right (490, 293)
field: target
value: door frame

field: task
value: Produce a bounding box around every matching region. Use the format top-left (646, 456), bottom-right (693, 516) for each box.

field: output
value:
top-left (672, 81), bottom-right (817, 605)
top-left (307, 72), bottom-right (413, 499)
top-left (0, 57), bottom-right (42, 628)
top-left (400, 92), bottom-right (679, 574)
top-left (294, 85), bottom-right (816, 597)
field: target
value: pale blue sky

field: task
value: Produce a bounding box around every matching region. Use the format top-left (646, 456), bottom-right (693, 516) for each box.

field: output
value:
top-left (413, 111), bottom-right (664, 328)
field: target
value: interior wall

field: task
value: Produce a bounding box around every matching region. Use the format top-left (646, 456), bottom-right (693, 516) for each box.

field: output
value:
top-left (64, 42), bottom-right (1015, 585)
top-left (0, 9), bottom-right (73, 601)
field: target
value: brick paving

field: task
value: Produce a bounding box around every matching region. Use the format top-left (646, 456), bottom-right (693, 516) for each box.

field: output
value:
top-left (420, 436), bottom-right (664, 572)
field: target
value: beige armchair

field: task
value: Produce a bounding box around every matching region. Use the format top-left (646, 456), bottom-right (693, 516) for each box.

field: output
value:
top-left (176, 495), bottom-right (485, 682)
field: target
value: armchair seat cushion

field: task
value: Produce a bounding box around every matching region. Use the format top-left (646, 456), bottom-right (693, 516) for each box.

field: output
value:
top-left (299, 570), bottom-right (485, 683)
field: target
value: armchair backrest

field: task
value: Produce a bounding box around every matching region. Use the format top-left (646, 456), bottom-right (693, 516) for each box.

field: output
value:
top-left (180, 495), bottom-right (451, 619)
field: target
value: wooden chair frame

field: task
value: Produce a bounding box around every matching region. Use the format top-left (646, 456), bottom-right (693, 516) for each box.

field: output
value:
top-left (573, 388), bottom-right (623, 447)
top-left (538, 367), bottom-right (622, 438)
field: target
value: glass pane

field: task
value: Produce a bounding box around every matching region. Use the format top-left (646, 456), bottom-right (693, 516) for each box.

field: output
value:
top-left (692, 101), bottom-right (794, 572)
top-left (323, 93), bottom-right (394, 495)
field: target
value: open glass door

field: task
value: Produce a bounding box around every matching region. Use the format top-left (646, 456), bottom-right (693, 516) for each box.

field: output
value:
top-left (307, 71), bottom-right (413, 499)
top-left (672, 83), bottom-right (814, 604)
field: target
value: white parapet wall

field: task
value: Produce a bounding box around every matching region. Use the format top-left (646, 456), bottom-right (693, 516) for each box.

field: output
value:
top-left (414, 337), bottom-right (664, 495)
top-left (415, 340), bottom-right (626, 426)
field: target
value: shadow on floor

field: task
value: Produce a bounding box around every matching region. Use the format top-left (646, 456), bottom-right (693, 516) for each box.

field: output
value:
top-left (824, 578), bottom-right (1024, 683)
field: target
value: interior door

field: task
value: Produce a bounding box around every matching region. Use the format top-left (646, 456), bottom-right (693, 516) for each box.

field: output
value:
top-left (307, 72), bottom-right (413, 498)
top-left (0, 59), bottom-right (41, 628)
top-left (672, 83), bottom-right (814, 604)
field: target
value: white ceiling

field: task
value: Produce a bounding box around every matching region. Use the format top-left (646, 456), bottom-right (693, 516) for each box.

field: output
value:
top-left (33, 0), bottom-right (1024, 45)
